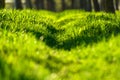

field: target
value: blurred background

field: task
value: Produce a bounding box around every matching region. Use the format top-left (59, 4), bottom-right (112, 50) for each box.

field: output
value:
top-left (0, 0), bottom-right (120, 12)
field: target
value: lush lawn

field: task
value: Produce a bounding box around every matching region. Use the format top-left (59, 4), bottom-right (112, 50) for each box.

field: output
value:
top-left (0, 9), bottom-right (120, 80)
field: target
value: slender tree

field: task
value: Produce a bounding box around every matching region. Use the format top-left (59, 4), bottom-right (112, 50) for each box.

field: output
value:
top-left (93, 0), bottom-right (100, 11)
top-left (34, 0), bottom-right (44, 9)
top-left (100, 0), bottom-right (106, 11)
top-left (104, 0), bottom-right (115, 13)
top-left (71, 0), bottom-right (76, 9)
top-left (46, 0), bottom-right (55, 11)
top-left (71, 0), bottom-right (80, 9)
top-left (14, 0), bottom-right (23, 9)
top-left (61, 0), bottom-right (70, 10)
top-left (86, 0), bottom-right (92, 11)
top-left (79, 0), bottom-right (92, 11)
top-left (79, 0), bottom-right (86, 10)
top-left (62, 0), bottom-right (66, 10)
top-left (25, 0), bottom-right (32, 9)
top-left (115, 0), bottom-right (119, 10)
top-left (0, 0), bottom-right (5, 9)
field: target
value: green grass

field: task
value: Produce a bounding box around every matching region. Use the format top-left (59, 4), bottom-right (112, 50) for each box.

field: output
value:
top-left (0, 9), bottom-right (120, 80)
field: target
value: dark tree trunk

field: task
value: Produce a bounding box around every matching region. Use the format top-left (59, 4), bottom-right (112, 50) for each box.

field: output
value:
top-left (34, 0), bottom-right (44, 9)
top-left (86, 0), bottom-right (92, 11)
top-left (79, 0), bottom-right (86, 10)
top-left (61, 0), bottom-right (69, 10)
top-left (0, 0), bottom-right (5, 9)
top-left (25, 0), bottom-right (32, 9)
top-left (62, 0), bottom-right (66, 10)
top-left (46, 0), bottom-right (55, 11)
top-left (71, 0), bottom-right (80, 9)
top-left (79, 0), bottom-right (92, 11)
top-left (93, 0), bottom-right (100, 11)
top-left (115, 0), bottom-right (119, 10)
top-left (71, 0), bottom-right (76, 9)
top-left (100, 0), bottom-right (106, 11)
top-left (14, 0), bottom-right (23, 9)
top-left (104, 0), bottom-right (115, 13)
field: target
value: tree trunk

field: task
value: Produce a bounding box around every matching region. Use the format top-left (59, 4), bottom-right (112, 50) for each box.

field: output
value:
top-left (86, 0), bottom-right (92, 11)
top-left (14, 0), bottom-right (23, 9)
top-left (93, 0), bottom-right (100, 11)
top-left (100, 0), bottom-right (106, 11)
top-left (79, 0), bottom-right (92, 11)
top-left (79, 0), bottom-right (86, 10)
top-left (34, 0), bottom-right (44, 9)
top-left (0, 0), bottom-right (5, 9)
top-left (115, 0), bottom-right (119, 10)
top-left (104, 0), bottom-right (115, 13)
top-left (71, 0), bottom-right (76, 9)
top-left (25, 0), bottom-right (32, 9)
top-left (46, 0), bottom-right (55, 11)
top-left (62, 0), bottom-right (66, 10)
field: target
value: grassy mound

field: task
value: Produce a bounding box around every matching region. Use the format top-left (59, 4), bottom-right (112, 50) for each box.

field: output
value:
top-left (0, 9), bottom-right (120, 80)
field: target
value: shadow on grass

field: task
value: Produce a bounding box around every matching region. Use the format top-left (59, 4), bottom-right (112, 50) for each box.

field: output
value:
top-left (25, 24), bottom-right (61, 48)
top-left (56, 25), bottom-right (120, 50)
top-left (1, 21), bottom-right (120, 51)
top-left (25, 22), bottom-right (120, 50)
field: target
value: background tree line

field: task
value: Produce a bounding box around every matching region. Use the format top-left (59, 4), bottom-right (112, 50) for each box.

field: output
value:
top-left (0, 0), bottom-right (120, 13)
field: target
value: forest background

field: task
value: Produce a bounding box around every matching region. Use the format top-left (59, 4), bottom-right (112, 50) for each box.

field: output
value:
top-left (0, 0), bottom-right (120, 13)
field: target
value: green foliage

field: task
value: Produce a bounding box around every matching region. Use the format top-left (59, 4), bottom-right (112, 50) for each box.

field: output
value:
top-left (0, 9), bottom-right (120, 80)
